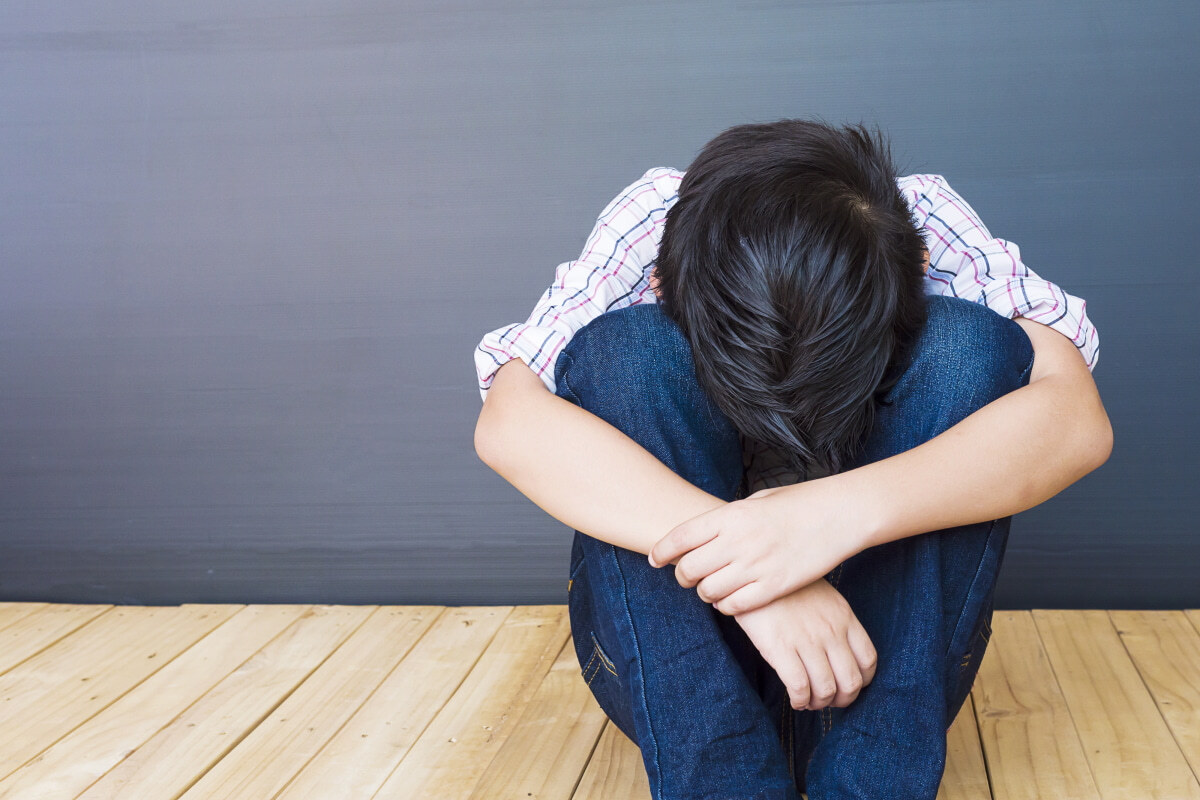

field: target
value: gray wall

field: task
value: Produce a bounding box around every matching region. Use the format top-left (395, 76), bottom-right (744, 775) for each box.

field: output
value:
top-left (1, 2), bottom-right (1196, 608)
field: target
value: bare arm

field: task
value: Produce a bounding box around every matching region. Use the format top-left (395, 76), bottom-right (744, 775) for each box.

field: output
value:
top-left (843, 315), bottom-right (1113, 548)
top-left (473, 356), bottom-right (725, 554)
top-left (651, 317), bottom-right (1114, 615)
top-left (476, 355), bottom-right (882, 712)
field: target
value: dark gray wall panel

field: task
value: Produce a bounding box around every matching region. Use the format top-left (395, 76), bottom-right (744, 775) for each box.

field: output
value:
top-left (1, 1), bottom-right (1196, 607)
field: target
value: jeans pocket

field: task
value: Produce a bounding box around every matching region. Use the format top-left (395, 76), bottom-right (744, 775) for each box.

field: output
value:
top-left (567, 541), bottom-right (614, 687)
top-left (583, 630), bottom-right (619, 687)
top-left (948, 605), bottom-right (993, 721)
top-left (958, 614), bottom-right (991, 676)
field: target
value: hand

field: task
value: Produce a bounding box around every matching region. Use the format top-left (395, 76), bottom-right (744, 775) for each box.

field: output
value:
top-left (733, 578), bottom-right (877, 710)
top-left (648, 478), bottom-right (869, 616)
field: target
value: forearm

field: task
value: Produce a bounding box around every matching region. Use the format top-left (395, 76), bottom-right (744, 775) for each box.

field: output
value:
top-left (830, 349), bottom-right (1112, 552)
top-left (475, 358), bottom-right (727, 554)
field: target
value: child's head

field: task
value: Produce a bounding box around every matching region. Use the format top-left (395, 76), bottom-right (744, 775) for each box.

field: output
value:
top-left (654, 118), bottom-right (928, 477)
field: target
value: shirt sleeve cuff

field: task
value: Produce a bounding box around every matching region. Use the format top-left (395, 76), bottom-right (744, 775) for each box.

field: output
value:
top-left (978, 277), bottom-right (1100, 371)
top-left (474, 323), bottom-right (570, 402)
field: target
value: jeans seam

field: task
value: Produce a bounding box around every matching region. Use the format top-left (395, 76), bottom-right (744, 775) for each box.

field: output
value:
top-left (585, 659), bottom-right (602, 686)
top-left (582, 647), bottom-right (598, 682)
top-left (557, 352), bottom-right (581, 405)
top-left (612, 548), bottom-right (662, 797)
top-left (944, 518), bottom-right (1000, 660)
top-left (590, 630), bottom-right (618, 676)
top-left (1017, 331), bottom-right (1036, 385)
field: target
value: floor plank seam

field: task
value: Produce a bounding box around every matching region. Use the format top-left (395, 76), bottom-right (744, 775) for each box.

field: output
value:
top-left (364, 605), bottom-right (518, 800)
top-left (1028, 611), bottom-right (1107, 798)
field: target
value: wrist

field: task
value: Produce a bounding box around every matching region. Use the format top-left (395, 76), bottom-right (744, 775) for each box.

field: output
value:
top-left (822, 468), bottom-right (894, 552)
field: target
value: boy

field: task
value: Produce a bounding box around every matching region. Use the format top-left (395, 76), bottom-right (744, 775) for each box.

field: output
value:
top-left (472, 119), bottom-right (1111, 799)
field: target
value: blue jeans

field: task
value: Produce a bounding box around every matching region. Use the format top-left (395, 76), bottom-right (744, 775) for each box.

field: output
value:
top-left (553, 295), bottom-right (1035, 800)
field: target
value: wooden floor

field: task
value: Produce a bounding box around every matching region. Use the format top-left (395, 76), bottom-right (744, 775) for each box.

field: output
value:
top-left (0, 605), bottom-right (1197, 800)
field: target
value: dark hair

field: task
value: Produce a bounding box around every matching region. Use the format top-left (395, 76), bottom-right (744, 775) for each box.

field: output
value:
top-left (654, 118), bottom-right (928, 477)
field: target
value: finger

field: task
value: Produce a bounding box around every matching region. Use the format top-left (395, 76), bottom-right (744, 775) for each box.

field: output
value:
top-left (767, 648), bottom-right (811, 712)
top-left (713, 581), bottom-right (773, 617)
top-left (693, 563), bottom-right (749, 604)
top-left (674, 545), bottom-right (733, 589)
top-left (649, 518), bottom-right (718, 568)
top-left (847, 623), bottom-right (878, 687)
top-left (796, 643), bottom-right (837, 711)
top-left (827, 638), bottom-right (865, 708)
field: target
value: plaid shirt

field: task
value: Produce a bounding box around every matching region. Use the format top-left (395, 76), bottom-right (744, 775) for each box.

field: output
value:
top-left (474, 168), bottom-right (1099, 492)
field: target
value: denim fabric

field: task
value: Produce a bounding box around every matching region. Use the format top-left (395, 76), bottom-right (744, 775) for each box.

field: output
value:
top-left (553, 295), bottom-right (1034, 800)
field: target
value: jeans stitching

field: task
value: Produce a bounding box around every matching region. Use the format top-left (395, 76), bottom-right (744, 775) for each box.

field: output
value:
top-left (1018, 336), bottom-right (1036, 386)
top-left (959, 608), bottom-right (996, 677)
top-left (584, 642), bottom-right (607, 686)
top-left (612, 548), bottom-right (662, 797)
top-left (585, 657), bottom-right (603, 687)
top-left (590, 631), bottom-right (618, 676)
top-left (582, 647), bottom-right (598, 680)
top-left (944, 518), bottom-right (1000, 660)
top-left (557, 352), bottom-right (583, 406)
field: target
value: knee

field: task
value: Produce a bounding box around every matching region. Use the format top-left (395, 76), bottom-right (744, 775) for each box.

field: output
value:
top-left (553, 302), bottom-right (695, 404)
top-left (902, 295), bottom-right (1035, 413)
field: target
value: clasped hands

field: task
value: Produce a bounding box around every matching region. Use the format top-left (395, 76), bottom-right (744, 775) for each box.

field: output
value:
top-left (648, 478), bottom-right (879, 711)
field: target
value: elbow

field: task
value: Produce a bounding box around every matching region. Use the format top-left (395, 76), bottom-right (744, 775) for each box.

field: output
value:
top-left (474, 358), bottom-right (546, 470)
top-left (1077, 406), bottom-right (1114, 475)
top-left (475, 388), bottom-right (524, 472)
top-left (474, 403), bottom-right (505, 470)
top-left (1089, 412), bottom-right (1114, 471)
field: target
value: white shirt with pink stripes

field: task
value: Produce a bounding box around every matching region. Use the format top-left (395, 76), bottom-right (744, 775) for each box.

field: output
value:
top-left (473, 168), bottom-right (1099, 491)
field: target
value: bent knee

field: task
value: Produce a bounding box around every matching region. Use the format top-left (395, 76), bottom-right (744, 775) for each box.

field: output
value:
top-left (909, 295), bottom-right (1035, 407)
top-left (554, 302), bottom-right (694, 397)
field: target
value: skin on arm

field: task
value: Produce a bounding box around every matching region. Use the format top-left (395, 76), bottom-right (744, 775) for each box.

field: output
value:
top-left (734, 576), bottom-right (877, 710)
top-left (476, 354), bottom-right (878, 711)
top-left (474, 169), bottom-right (886, 712)
top-left (474, 355), bottom-right (727, 555)
top-left (649, 315), bottom-right (1114, 616)
top-left (845, 315), bottom-right (1111, 543)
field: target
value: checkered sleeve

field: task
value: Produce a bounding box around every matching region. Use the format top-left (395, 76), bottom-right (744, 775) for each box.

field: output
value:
top-left (901, 174), bottom-right (1100, 371)
top-left (474, 168), bottom-right (682, 401)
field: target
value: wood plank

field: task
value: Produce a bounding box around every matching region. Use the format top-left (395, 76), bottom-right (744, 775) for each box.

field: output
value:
top-left (0, 604), bottom-right (239, 780)
top-left (0, 603), bottom-right (112, 674)
top-left (1110, 611), bottom-right (1200, 779)
top-left (0, 603), bottom-right (50, 634)
top-left (371, 605), bottom-right (570, 799)
top-left (468, 636), bottom-right (609, 799)
top-left (937, 694), bottom-right (992, 800)
top-left (276, 605), bottom-right (511, 800)
top-left (76, 604), bottom-right (374, 800)
top-left (1034, 609), bottom-right (1200, 799)
top-left (176, 605), bottom-right (443, 799)
top-left (0, 604), bottom-right (307, 800)
top-left (572, 721), bottom-right (649, 800)
top-left (971, 610), bottom-right (1101, 800)
top-left (0, 603), bottom-right (1189, 799)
